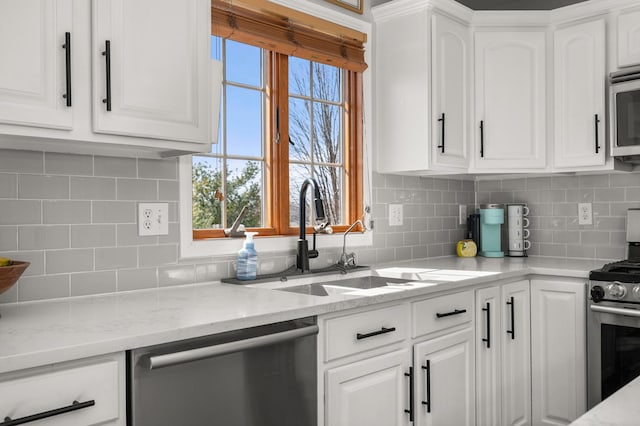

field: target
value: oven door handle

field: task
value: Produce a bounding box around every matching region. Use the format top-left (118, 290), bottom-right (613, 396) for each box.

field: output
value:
top-left (142, 324), bottom-right (319, 370)
top-left (590, 304), bottom-right (640, 317)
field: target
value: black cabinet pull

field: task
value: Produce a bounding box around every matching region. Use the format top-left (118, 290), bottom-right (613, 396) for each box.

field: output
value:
top-left (506, 296), bottom-right (515, 340)
top-left (102, 40), bottom-right (112, 111)
top-left (437, 113), bottom-right (445, 153)
top-left (421, 360), bottom-right (431, 413)
top-left (404, 367), bottom-right (414, 421)
top-left (480, 120), bottom-right (484, 158)
top-left (62, 32), bottom-right (72, 107)
top-left (356, 326), bottom-right (396, 340)
top-left (594, 114), bottom-right (601, 154)
top-left (482, 302), bottom-right (491, 349)
top-left (436, 308), bottom-right (466, 318)
top-left (1, 400), bottom-right (95, 426)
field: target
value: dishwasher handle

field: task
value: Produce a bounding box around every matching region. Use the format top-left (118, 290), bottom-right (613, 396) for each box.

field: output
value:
top-left (142, 324), bottom-right (319, 370)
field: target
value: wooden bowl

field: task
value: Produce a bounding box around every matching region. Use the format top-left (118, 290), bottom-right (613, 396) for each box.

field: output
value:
top-left (0, 261), bottom-right (30, 295)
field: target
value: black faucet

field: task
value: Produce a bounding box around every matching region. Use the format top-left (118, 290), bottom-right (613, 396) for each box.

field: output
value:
top-left (297, 178), bottom-right (330, 272)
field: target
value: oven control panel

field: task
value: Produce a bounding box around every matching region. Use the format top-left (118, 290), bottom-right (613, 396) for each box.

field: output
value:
top-left (590, 281), bottom-right (640, 303)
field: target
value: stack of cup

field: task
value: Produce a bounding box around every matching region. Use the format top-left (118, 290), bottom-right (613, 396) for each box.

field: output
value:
top-left (507, 204), bottom-right (530, 257)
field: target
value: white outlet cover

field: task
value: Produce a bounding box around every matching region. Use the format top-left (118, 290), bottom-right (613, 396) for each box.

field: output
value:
top-left (138, 203), bottom-right (169, 236)
top-left (389, 204), bottom-right (403, 226)
top-left (459, 204), bottom-right (467, 225)
top-left (578, 202), bottom-right (593, 225)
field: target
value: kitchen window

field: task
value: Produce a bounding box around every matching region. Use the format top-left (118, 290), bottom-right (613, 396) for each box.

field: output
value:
top-left (180, 0), bottom-right (370, 256)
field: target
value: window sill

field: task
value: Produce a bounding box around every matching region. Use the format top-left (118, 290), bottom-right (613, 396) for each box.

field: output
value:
top-left (179, 227), bottom-right (373, 259)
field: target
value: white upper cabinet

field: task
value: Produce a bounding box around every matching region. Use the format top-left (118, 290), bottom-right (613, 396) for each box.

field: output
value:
top-left (553, 19), bottom-right (606, 169)
top-left (92, 0), bottom-right (210, 143)
top-left (473, 31), bottom-right (547, 171)
top-left (618, 8), bottom-right (640, 68)
top-left (373, 3), bottom-right (470, 175)
top-left (0, 0), bottom-right (73, 130)
top-left (431, 13), bottom-right (470, 169)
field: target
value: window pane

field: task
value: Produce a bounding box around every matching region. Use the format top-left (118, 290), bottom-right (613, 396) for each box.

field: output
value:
top-left (226, 159), bottom-right (263, 228)
top-left (225, 40), bottom-right (261, 87)
top-left (226, 86), bottom-right (263, 157)
top-left (313, 102), bottom-right (342, 165)
top-left (314, 165), bottom-right (343, 225)
top-left (313, 63), bottom-right (340, 103)
top-left (192, 156), bottom-right (223, 229)
top-left (289, 164), bottom-right (312, 228)
top-left (289, 57), bottom-right (310, 97)
top-left (289, 98), bottom-right (311, 161)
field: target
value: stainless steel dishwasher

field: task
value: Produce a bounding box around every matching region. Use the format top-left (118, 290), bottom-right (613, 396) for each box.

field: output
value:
top-left (128, 317), bottom-right (318, 426)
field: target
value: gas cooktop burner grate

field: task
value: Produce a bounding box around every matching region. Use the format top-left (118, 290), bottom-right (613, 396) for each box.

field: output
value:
top-left (590, 259), bottom-right (640, 283)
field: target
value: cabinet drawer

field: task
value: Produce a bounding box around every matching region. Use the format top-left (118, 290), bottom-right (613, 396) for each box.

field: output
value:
top-left (412, 290), bottom-right (473, 338)
top-left (325, 304), bottom-right (408, 362)
top-left (0, 357), bottom-right (121, 426)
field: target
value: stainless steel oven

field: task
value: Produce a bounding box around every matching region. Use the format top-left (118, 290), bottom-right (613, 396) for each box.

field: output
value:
top-left (610, 66), bottom-right (640, 158)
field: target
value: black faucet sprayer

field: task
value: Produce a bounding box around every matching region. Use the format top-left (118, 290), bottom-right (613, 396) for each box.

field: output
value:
top-left (297, 178), bottom-right (331, 272)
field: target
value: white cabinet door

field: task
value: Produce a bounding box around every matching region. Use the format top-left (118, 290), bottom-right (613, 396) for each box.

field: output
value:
top-left (92, 0), bottom-right (210, 143)
top-left (0, 0), bottom-right (73, 130)
top-left (326, 349), bottom-right (411, 426)
top-left (502, 280), bottom-right (531, 426)
top-left (414, 328), bottom-right (475, 426)
top-left (476, 286), bottom-right (502, 426)
top-left (474, 31), bottom-right (546, 170)
top-left (554, 19), bottom-right (606, 169)
top-left (531, 279), bottom-right (586, 426)
top-left (618, 8), bottom-right (640, 68)
top-left (431, 13), bottom-right (470, 169)
top-left (374, 6), bottom-right (430, 174)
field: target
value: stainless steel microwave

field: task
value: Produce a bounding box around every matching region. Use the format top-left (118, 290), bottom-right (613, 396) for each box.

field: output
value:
top-left (610, 66), bottom-right (640, 158)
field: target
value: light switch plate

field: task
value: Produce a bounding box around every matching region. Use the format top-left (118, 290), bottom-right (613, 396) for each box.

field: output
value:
top-left (389, 204), bottom-right (403, 226)
top-left (138, 203), bottom-right (169, 236)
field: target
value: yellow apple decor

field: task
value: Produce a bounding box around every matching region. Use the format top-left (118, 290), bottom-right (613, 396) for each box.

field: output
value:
top-left (0, 257), bottom-right (30, 297)
top-left (456, 239), bottom-right (477, 258)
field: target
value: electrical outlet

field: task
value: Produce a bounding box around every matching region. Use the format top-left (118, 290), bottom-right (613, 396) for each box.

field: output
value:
top-left (389, 204), bottom-right (403, 226)
top-left (459, 204), bottom-right (468, 225)
top-left (138, 203), bottom-right (169, 236)
top-left (578, 203), bottom-right (593, 225)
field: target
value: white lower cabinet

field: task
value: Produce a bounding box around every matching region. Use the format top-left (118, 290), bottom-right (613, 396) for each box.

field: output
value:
top-left (0, 352), bottom-right (125, 426)
top-left (476, 280), bottom-right (531, 426)
top-left (414, 328), bottom-right (475, 426)
top-left (531, 279), bottom-right (586, 425)
top-left (326, 349), bottom-right (412, 426)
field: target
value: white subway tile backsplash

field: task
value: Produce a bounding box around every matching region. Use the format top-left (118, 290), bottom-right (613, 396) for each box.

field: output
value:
top-left (70, 177), bottom-right (116, 200)
top-left (18, 175), bottom-right (69, 199)
top-left (70, 271), bottom-right (116, 296)
top-left (92, 201), bottom-right (136, 224)
top-left (71, 224), bottom-right (116, 248)
top-left (116, 178), bottom-right (157, 201)
top-left (19, 226), bottom-right (69, 250)
top-left (0, 226), bottom-right (17, 251)
top-left (45, 153), bottom-right (93, 176)
top-left (0, 200), bottom-right (41, 225)
top-left (138, 244), bottom-right (177, 267)
top-left (0, 174), bottom-right (17, 198)
top-left (138, 158), bottom-right (177, 180)
top-left (0, 150), bottom-right (43, 174)
top-left (95, 247), bottom-right (137, 270)
top-left (43, 200), bottom-right (91, 224)
top-left (158, 265), bottom-right (195, 287)
top-left (117, 268), bottom-right (157, 291)
top-left (18, 274), bottom-right (69, 301)
top-left (94, 156), bottom-right (137, 177)
top-left (46, 248), bottom-right (93, 274)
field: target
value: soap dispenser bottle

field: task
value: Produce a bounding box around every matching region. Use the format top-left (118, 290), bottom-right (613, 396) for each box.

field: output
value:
top-left (236, 232), bottom-right (258, 280)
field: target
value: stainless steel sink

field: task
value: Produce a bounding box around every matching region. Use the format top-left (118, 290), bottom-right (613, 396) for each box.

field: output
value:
top-left (277, 276), bottom-right (412, 296)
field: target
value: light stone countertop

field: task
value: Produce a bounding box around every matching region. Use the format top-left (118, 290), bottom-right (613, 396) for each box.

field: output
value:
top-left (0, 256), bottom-right (603, 375)
top-left (571, 375), bottom-right (640, 426)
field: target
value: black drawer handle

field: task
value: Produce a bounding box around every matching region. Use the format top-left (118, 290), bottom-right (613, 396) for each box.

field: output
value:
top-left (404, 367), bottom-right (414, 421)
top-left (507, 296), bottom-right (515, 340)
top-left (482, 302), bottom-right (491, 349)
top-left (594, 114), bottom-right (601, 154)
top-left (102, 40), bottom-right (112, 111)
top-left (437, 113), bottom-right (445, 153)
top-left (480, 120), bottom-right (485, 157)
top-left (436, 309), bottom-right (467, 318)
top-left (356, 326), bottom-right (396, 340)
top-left (2, 400), bottom-right (95, 426)
top-left (62, 32), bottom-right (72, 107)
top-left (421, 360), bottom-right (431, 413)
